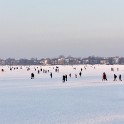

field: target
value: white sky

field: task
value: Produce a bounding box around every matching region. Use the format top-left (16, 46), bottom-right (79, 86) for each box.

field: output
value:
top-left (0, 0), bottom-right (124, 59)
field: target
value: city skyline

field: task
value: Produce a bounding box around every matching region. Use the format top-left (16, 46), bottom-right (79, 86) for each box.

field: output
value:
top-left (0, 0), bottom-right (124, 59)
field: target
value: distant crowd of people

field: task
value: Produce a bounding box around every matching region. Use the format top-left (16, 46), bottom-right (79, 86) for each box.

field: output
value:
top-left (1, 66), bottom-right (123, 83)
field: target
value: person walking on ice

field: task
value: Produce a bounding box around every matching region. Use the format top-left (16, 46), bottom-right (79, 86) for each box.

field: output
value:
top-left (119, 74), bottom-right (122, 81)
top-left (102, 72), bottom-right (107, 81)
top-left (50, 72), bottom-right (52, 78)
top-left (62, 75), bottom-right (65, 83)
top-left (113, 74), bottom-right (117, 81)
top-left (31, 73), bottom-right (34, 79)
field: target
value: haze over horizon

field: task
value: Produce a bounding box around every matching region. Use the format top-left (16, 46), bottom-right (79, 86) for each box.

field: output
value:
top-left (0, 0), bottom-right (124, 59)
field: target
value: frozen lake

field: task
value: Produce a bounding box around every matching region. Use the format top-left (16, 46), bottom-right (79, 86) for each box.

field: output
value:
top-left (0, 65), bottom-right (124, 124)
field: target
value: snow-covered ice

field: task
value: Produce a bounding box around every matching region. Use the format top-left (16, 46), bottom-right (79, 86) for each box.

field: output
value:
top-left (0, 65), bottom-right (124, 124)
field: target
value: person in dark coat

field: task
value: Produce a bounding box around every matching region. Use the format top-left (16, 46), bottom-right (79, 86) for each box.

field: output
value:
top-left (31, 73), bottom-right (34, 79)
top-left (63, 75), bottom-right (65, 82)
top-left (50, 72), bottom-right (52, 78)
top-left (113, 74), bottom-right (117, 81)
top-left (75, 74), bottom-right (77, 78)
top-left (102, 72), bottom-right (107, 81)
top-left (79, 72), bottom-right (82, 77)
top-left (119, 74), bottom-right (122, 81)
top-left (65, 75), bottom-right (67, 81)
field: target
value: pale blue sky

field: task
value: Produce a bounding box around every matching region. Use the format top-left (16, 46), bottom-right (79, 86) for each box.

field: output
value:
top-left (0, 0), bottom-right (124, 59)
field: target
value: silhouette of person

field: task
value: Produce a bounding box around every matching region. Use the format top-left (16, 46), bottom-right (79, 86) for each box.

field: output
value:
top-left (69, 73), bottom-right (71, 78)
top-left (79, 72), bottom-right (82, 77)
top-left (50, 72), bottom-right (52, 78)
top-left (119, 74), bottom-right (122, 81)
top-left (113, 74), bottom-right (117, 81)
top-left (75, 74), bottom-right (77, 78)
top-left (102, 72), bottom-right (107, 81)
top-left (65, 75), bottom-right (67, 81)
top-left (31, 73), bottom-right (34, 79)
top-left (63, 75), bottom-right (65, 82)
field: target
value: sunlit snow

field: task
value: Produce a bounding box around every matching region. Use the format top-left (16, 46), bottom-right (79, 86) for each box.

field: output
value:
top-left (0, 65), bottom-right (124, 124)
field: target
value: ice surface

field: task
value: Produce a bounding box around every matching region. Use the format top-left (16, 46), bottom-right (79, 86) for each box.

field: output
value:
top-left (0, 65), bottom-right (124, 124)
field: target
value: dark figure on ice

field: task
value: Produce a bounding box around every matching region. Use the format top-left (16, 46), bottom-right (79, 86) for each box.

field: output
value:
top-left (111, 68), bottom-right (114, 71)
top-left (69, 73), bottom-right (71, 78)
top-left (63, 75), bottom-right (65, 82)
top-left (55, 69), bottom-right (57, 72)
top-left (81, 68), bottom-right (82, 71)
top-left (50, 72), bottom-right (52, 78)
top-left (75, 74), bottom-right (77, 78)
top-left (31, 73), bottom-right (34, 79)
top-left (38, 70), bottom-right (40, 74)
top-left (119, 74), bottom-right (122, 81)
top-left (65, 75), bottom-right (67, 81)
top-left (113, 74), bottom-right (117, 81)
top-left (79, 72), bottom-right (82, 77)
top-left (102, 72), bottom-right (107, 81)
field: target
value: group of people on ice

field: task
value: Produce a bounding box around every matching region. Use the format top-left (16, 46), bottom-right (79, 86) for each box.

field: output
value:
top-left (2, 65), bottom-right (123, 82)
top-left (102, 72), bottom-right (122, 81)
top-left (62, 75), bottom-right (68, 82)
top-left (113, 74), bottom-right (122, 81)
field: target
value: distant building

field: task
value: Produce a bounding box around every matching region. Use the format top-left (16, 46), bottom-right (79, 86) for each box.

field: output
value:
top-left (100, 59), bottom-right (109, 65)
top-left (82, 59), bottom-right (89, 64)
top-left (0, 59), bottom-right (5, 65)
top-left (58, 58), bottom-right (65, 65)
top-left (5, 58), bottom-right (17, 65)
top-left (65, 58), bottom-right (69, 65)
top-left (0, 56), bottom-right (124, 65)
top-left (44, 58), bottom-right (51, 65)
top-left (51, 58), bottom-right (58, 65)
top-left (112, 57), bottom-right (120, 64)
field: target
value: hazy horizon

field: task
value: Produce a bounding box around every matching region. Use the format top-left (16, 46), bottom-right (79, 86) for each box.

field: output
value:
top-left (0, 55), bottom-right (123, 60)
top-left (0, 0), bottom-right (124, 59)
